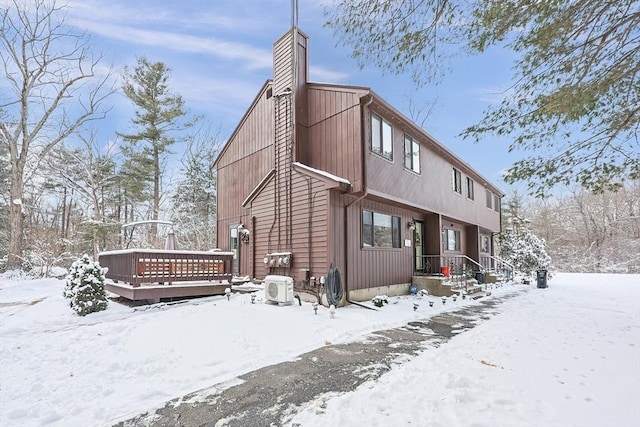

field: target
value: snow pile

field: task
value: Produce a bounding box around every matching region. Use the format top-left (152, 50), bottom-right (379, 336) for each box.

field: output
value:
top-left (291, 273), bottom-right (640, 427)
top-left (1, 273), bottom-right (639, 427)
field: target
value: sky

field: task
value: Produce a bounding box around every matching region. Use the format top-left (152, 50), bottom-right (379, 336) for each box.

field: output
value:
top-left (57, 0), bottom-right (521, 192)
top-left (1, 272), bottom-right (639, 426)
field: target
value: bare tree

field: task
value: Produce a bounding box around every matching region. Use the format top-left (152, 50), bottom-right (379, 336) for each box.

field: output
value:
top-left (0, 0), bottom-right (115, 270)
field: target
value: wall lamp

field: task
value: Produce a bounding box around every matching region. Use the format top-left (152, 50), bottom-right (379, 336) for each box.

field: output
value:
top-left (408, 221), bottom-right (416, 231)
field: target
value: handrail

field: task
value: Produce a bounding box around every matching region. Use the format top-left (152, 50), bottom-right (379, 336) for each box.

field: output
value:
top-left (490, 255), bottom-right (515, 271)
top-left (419, 255), bottom-right (485, 275)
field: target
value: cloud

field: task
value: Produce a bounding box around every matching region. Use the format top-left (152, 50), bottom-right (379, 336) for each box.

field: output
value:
top-left (309, 65), bottom-right (349, 82)
top-left (70, 20), bottom-right (273, 69)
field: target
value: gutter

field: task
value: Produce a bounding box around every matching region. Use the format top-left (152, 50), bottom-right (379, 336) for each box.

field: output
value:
top-left (342, 94), bottom-right (376, 311)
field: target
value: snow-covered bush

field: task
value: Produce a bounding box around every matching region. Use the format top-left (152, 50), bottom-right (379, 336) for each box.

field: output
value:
top-left (63, 254), bottom-right (108, 316)
top-left (500, 228), bottom-right (551, 275)
top-left (372, 295), bottom-right (389, 308)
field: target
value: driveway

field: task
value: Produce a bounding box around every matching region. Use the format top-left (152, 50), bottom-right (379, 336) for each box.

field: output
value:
top-left (115, 292), bottom-right (521, 427)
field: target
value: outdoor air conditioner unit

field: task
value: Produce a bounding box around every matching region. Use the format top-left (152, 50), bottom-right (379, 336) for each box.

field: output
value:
top-left (264, 275), bottom-right (294, 304)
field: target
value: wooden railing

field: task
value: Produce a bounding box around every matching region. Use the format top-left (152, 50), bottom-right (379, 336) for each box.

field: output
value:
top-left (98, 249), bottom-right (234, 286)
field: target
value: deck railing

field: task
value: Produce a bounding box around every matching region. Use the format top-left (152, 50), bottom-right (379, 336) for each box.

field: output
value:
top-left (98, 249), bottom-right (234, 286)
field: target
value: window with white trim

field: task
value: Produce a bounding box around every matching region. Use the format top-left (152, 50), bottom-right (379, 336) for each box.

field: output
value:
top-left (453, 168), bottom-right (462, 194)
top-left (371, 113), bottom-right (393, 160)
top-left (486, 189), bottom-right (493, 209)
top-left (404, 134), bottom-right (420, 173)
top-left (445, 229), bottom-right (461, 251)
top-left (494, 194), bottom-right (500, 212)
top-left (466, 177), bottom-right (474, 200)
top-left (362, 210), bottom-right (401, 248)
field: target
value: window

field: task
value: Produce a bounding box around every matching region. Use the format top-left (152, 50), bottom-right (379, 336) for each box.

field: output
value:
top-left (466, 177), bottom-right (474, 200)
top-left (371, 113), bottom-right (393, 160)
top-left (494, 194), bottom-right (500, 213)
top-left (362, 210), bottom-right (401, 248)
top-left (486, 189), bottom-right (492, 209)
top-left (404, 135), bottom-right (420, 173)
top-left (445, 229), bottom-right (461, 251)
top-left (453, 168), bottom-right (462, 194)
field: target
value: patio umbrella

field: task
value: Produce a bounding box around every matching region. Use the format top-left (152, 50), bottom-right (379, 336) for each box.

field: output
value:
top-left (164, 228), bottom-right (177, 250)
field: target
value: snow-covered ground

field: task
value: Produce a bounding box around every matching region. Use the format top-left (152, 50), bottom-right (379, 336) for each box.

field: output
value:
top-left (1, 273), bottom-right (638, 427)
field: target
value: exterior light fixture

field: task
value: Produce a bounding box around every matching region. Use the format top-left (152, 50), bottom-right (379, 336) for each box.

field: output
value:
top-left (408, 221), bottom-right (416, 231)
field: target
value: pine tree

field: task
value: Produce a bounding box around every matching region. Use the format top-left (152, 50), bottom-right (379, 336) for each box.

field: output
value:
top-left (119, 57), bottom-right (193, 230)
top-left (64, 254), bottom-right (108, 316)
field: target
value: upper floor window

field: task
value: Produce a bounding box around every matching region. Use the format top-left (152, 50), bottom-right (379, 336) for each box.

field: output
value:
top-left (453, 168), bottom-right (462, 194)
top-left (466, 177), bottom-right (475, 200)
top-left (362, 209), bottom-right (401, 248)
top-left (371, 113), bottom-right (393, 160)
top-left (494, 194), bottom-right (500, 213)
top-left (486, 189), bottom-right (493, 209)
top-left (404, 135), bottom-right (420, 174)
top-left (445, 228), bottom-right (461, 251)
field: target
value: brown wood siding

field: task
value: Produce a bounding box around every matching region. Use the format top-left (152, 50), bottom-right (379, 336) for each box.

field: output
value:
top-left (364, 105), bottom-right (501, 233)
top-left (341, 196), bottom-right (418, 291)
top-left (305, 87), bottom-right (365, 193)
top-left (249, 171), bottom-right (329, 283)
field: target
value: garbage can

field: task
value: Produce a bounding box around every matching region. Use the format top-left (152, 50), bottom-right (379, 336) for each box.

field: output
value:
top-left (475, 271), bottom-right (485, 284)
top-left (536, 269), bottom-right (548, 288)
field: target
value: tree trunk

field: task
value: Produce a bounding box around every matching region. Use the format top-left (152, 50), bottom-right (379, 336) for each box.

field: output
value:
top-left (7, 167), bottom-right (24, 270)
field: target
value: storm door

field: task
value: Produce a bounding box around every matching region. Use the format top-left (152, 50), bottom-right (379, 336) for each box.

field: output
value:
top-left (414, 220), bottom-right (425, 272)
top-left (229, 225), bottom-right (239, 275)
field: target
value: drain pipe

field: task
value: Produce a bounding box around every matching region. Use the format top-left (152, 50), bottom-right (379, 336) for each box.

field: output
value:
top-left (341, 94), bottom-right (376, 311)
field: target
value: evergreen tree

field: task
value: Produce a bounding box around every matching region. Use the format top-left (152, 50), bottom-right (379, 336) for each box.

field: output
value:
top-left (63, 254), bottom-right (108, 316)
top-left (325, 0), bottom-right (639, 196)
top-left (119, 57), bottom-right (193, 230)
top-left (500, 194), bottom-right (551, 274)
top-left (171, 131), bottom-right (219, 250)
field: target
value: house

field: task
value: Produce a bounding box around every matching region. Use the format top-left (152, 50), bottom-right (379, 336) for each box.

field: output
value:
top-left (213, 28), bottom-right (505, 303)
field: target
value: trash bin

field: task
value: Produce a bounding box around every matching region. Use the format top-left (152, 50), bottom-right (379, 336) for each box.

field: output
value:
top-left (475, 271), bottom-right (485, 284)
top-left (536, 269), bottom-right (548, 288)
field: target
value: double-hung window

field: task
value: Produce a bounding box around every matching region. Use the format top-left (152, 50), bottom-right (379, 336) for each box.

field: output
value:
top-left (371, 113), bottom-right (393, 160)
top-left (486, 189), bottom-right (493, 209)
top-left (404, 135), bottom-right (420, 173)
top-left (453, 168), bottom-right (462, 194)
top-left (466, 177), bottom-right (474, 200)
top-left (362, 210), bottom-right (401, 248)
top-left (494, 194), bottom-right (500, 213)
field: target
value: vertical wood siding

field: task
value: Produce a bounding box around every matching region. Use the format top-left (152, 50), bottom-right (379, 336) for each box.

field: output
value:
top-left (250, 172), bottom-right (329, 283)
top-left (364, 105), bottom-right (501, 233)
top-left (306, 86), bottom-right (365, 193)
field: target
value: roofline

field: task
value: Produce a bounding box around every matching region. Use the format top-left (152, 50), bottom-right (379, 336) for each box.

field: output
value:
top-left (242, 168), bottom-right (275, 207)
top-left (364, 90), bottom-right (505, 197)
top-left (213, 79), bottom-right (272, 168)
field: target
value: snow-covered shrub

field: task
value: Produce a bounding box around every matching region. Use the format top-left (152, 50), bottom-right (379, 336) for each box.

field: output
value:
top-left (64, 254), bottom-right (108, 316)
top-left (372, 295), bottom-right (389, 308)
top-left (500, 228), bottom-right (551, 275)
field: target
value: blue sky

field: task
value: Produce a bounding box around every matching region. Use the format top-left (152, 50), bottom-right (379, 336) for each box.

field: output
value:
top-left (64, 0), bottom-right (521, 193)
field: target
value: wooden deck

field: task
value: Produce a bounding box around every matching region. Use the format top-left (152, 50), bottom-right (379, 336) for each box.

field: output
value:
top-left (98, 249), bottom-right (235, 301)
top-left (105, 280), bottom-right (230, 301)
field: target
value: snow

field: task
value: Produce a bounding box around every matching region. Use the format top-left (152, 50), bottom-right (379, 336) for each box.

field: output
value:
top-left (1, 273), bottom-right (639, 427)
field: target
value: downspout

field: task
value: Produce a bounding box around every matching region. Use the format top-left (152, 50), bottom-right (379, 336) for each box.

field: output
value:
top-left (342, 94), bottom-right (376, 310)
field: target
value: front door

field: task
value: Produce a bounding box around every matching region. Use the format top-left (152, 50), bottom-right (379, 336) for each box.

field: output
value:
top-left (229, 225), bottom-right (239, 275)
top-left (414, 220), bottom-right (425, 272)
